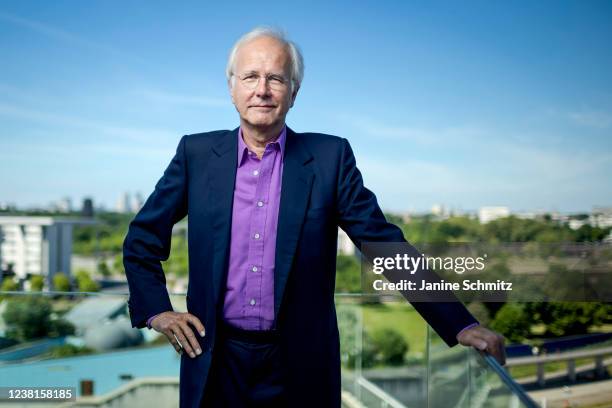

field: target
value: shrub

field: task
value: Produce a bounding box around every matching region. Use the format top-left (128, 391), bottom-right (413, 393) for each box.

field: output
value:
top-left (30, 275), bottom-right (45, 291)
top-left (371, 328), bottom-right (409, 366)
top-left (1, 277), bottom-right (18, 291)
top-left (52, 273), bottom-right (71, 292)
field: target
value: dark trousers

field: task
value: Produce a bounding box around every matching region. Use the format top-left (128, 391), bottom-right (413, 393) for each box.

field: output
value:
top-left (200, 322), bottom-right (287, 407)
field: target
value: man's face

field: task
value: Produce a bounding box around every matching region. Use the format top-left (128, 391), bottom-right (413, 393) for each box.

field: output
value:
top-left (230, 36), bottom-right (298, 132)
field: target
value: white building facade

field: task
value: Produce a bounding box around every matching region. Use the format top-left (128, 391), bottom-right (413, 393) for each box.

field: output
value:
top-left (0, 216), bottom-right (95, 285)
top-left (478, 206), bottom-right (510, 224)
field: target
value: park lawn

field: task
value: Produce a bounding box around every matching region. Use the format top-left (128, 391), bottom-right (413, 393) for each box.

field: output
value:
top-left (362, 302), bottom-right (428, 357)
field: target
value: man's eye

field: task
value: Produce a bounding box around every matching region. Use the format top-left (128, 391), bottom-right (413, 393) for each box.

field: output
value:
top-left (243, 75), bottom-right (258, 81)
top-left (269, 76), bottom-right (284, 83)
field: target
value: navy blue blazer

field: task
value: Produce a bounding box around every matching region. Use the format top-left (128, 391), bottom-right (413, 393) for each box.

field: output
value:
top-left (123, 127), bottom-right (476, 408)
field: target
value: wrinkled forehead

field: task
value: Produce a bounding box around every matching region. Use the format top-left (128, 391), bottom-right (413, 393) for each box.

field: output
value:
top-left (234, 36), bottom-right (291, 74)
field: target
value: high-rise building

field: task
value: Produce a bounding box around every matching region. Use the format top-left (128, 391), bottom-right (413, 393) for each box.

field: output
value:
top-left (116, 192), bottom-right (131, 213)
top-left (82, 197), bottom-right (94, 218)
top-left (131, 192), bottom-right (144, 213)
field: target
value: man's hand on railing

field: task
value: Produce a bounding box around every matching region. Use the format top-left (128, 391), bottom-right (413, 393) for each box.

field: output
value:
top-left (151, 311), bottom-right (206, 359)
top-left (457, 325), bottom-right (506, 366)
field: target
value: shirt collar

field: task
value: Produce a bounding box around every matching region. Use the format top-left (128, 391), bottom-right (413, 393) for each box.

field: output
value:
top-left (237, 125), bottom-right (287, 168)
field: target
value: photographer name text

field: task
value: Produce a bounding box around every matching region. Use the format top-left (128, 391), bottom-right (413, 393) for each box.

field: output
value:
top-left (372, 279), bottom-right (513, 292)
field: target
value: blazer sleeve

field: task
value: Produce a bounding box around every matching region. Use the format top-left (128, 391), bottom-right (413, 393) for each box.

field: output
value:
top-left (123, 135), bottom-right (189, 328)
top-left (335, 138), bottom-right (477, 347)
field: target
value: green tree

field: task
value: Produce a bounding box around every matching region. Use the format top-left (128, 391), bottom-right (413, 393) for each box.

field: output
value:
top-left (97, 260), bottom-right (111, 277)
top-left (162, 235), bottom-right (189, 277)
top-left (490, 303), bottom-right (531, 343)
top-left (467, 302), bottom-right (491, 326)
top-left (527, 302), bottom-right (608, 337)
top-left (72, 212), bottom-right (133, 255)
top-left (335, 255), bottom-right (361, 293)
top-left (480, 261), bottom-right (512, 318)
top-left (573, 224), bottom-right (612, 242)
top-left (113, 254), bottom-right (124, 275)
top-left (2, 296), bottom-right (75, 341)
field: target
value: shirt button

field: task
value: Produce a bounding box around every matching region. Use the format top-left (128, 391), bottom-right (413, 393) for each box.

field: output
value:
top-left (257, 201), bottom-right (264, 207)
top-left (253, 170), bottom-right (259, 176)
top-left (254, 233), bottom-right (260, 239)
top-left (252, 266), bottom-right (258, 272)
top-left (250, 299), bottom-right (256, 306)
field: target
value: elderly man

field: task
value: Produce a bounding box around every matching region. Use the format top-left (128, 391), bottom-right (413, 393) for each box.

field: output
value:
top-left (123, 27), bottom-right (505, 408)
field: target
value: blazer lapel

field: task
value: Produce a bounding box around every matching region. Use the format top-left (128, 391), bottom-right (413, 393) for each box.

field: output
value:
top-left (207, 128), bottom-right (238, 305)
top-left (274, 127), bottom-right (314, 321)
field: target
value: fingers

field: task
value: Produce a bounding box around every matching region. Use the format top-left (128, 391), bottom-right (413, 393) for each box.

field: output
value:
top-left (179, 321), bottom-right (202, 357)
top-left (458, 327), bottom-right (506, 365)
top-left (478, 330), bottom-right (506, 365)
top-left (458, 329), bottom-right (487, 350)
top-left (185, 314), bottom-right (206, 338)
top-left (169, 323), bottom-right (201, 358)
top-left (157, 312), bottom-right (206, 358)
top-left (169, 331), bottom-right (184, 354)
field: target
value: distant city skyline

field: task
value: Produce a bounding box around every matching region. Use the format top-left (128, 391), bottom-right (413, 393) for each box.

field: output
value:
top-left (2, 193), bottom-right (610, 218)
top-left (1, 2), bottom-right (611, 212)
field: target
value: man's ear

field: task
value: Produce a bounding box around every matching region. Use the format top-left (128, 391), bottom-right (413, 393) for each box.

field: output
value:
top-left (228, 79), bottom-right (236, 105)
top-left (289, 85), bottom-right (300, 108)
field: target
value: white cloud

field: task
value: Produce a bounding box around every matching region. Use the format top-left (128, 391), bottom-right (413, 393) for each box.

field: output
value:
top-left (339, 113), bottom-right (612, 211)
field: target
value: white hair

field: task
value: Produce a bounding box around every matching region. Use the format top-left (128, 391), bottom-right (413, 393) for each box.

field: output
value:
top-left (226, 27), bottom-right (304, 93)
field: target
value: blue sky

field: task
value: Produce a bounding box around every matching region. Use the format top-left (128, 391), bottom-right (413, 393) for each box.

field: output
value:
top-left (1, 1), bottom-right (611, 213)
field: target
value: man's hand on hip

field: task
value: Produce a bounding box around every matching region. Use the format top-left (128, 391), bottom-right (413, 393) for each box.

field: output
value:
top-left (151, 311), bottom-right (206, 358)
top-left (456, 326), bottom-right (506, 366)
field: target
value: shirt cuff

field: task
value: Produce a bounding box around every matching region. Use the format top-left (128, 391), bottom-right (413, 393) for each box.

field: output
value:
top-left (146, 314), bottom-right (160, 330)
top-left (456, 322), bottom-right (480, 339)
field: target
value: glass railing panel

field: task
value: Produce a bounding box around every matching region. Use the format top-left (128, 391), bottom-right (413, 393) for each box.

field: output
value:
top-left (337, 293), bottom-right (428, 407)
top-left (427, 325), bottom-right (540, 408)
top-left (1, 291), bottom-right (541, 407)
top-left (0, 291), bottom-right (185, 401)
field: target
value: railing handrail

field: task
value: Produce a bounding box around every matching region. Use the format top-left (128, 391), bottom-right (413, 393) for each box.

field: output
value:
top-left (506, 346), bottom-right (612, 365)
top-left (479, 352), bottom-right (540, 408)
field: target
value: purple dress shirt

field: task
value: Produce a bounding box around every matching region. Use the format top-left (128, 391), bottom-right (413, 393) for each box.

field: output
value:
top-left (222, 126), bottom-right (285, 331)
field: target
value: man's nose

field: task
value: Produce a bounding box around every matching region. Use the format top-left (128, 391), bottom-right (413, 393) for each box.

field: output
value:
top-left (255, 77), bottom-right (271, 97)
